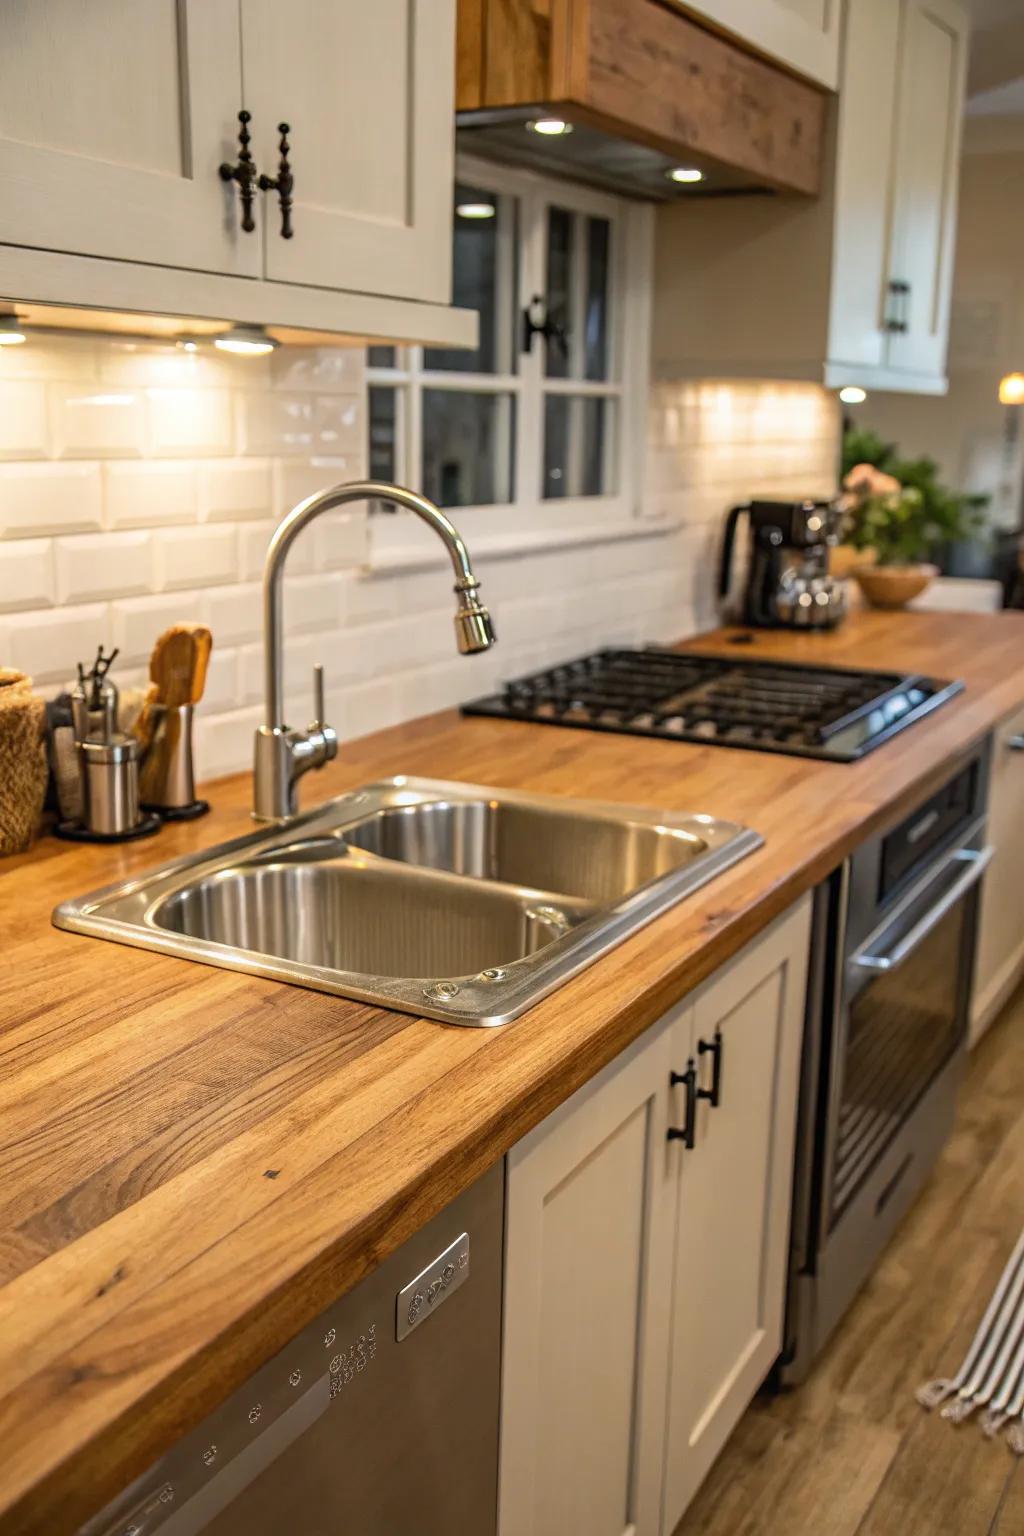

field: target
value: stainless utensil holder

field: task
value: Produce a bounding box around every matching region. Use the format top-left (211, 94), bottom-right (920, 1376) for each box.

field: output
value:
top-left (139, 702), bottom-right (209, 820)
top-left (79, 736), bottom-right (141, 836)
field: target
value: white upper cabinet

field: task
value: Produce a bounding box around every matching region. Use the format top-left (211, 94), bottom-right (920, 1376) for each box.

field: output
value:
top-left (0, 0), bottom-right (473, 348)
top-left (882, 0), bottom-right (969, 379)
top-left (241, 0), bottom-right (454, 303)
top-left (670, 0), bottom-right (841, 88)
top-left (0, 0), bottom-right (257, 277)
top-left (652, 0), bottom-right (970, 395)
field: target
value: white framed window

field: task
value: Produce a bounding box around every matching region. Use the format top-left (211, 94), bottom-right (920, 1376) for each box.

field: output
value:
top-left (367, 154), bottom-right (652, 553)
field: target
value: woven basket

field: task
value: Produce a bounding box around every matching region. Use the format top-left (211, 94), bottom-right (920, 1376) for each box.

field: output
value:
top-left (0, 669), bottom-right (48, 856)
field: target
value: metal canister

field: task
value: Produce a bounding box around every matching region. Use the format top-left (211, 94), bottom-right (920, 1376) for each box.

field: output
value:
top-left (79, 735), bottom-right (140, 836)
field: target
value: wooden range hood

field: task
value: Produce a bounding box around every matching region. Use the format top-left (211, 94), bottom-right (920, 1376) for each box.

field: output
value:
top-left (456, 0), bottom-right (827, 198)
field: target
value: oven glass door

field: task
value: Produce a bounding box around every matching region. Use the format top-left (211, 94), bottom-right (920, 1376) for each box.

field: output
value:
top-left (827, 844), bottom-right (990, 1224)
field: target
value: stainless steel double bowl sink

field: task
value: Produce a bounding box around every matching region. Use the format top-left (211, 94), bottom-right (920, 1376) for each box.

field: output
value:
top-left (54, 778), bottom-right (761, 1025)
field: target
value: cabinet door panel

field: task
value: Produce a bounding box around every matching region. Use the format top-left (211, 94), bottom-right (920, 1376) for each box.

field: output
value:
top-left (0, 0), bottom-right (257, 276)
top-left (663, 899), bottom-right (810, 1531)
top-left (669, 0), bottom-right (840, 88)
top-left (885, 0), bottom-right (967, 378)
top-left (242, 0), bottom-right (454, 303)
top-left (827, 0), bottom-right (901, 372)
top-left (499, 1019), bottom-right (677, 1536)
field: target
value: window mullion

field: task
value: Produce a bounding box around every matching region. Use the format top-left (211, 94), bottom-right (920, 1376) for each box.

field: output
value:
top-left (518, 185), bottom-right (546, 509)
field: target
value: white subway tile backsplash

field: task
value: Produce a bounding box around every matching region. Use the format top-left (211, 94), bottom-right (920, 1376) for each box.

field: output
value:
top-left (55, 531), bottom-right (151, 603)
top-left (50, 386), bottom-right (145, 459)
top-left (282, 573), bottom-right (343, 635)
top-left (111, 591), bottom-right (209, 664)
top-left (199, 646), bottom-right (242, 713)
top-left (0, 461), bottom-right (103, 536)
top-left (104, 460), bottom-right (199, 529)
top-left (239, 393), bottom-right (362, 457)
top-left (0, 341), bottom-right (840, 782)
top-left (200, 460), bottom-right (272, 521)
top-left (0, 538), bottom-right (54, 612)
top-left (154, 525), bottom-right (239, 591)
top-left (0, 381), bottom-right (48, 459)
top-left (270, 347), bottom-right (364, 394)
top-left (312, 511), bottom-right (368, 570)
top-left (10, 602), bottom-right (110, 683)
top-left (204, 583), bottom-right (263, 646)
top-left (146, 387), bottom-right (234, 457)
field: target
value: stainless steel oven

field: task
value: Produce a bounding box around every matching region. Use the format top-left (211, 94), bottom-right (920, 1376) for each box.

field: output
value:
top-left (782, 743), bottom-right (993, 1383)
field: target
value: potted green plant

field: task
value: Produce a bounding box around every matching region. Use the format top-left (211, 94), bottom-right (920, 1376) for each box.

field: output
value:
top-left (838, 427), bottom-right (988, 610)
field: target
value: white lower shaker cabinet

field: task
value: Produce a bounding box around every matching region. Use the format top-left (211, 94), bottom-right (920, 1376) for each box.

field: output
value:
top-left (661, 898), bottom-right (810, 1530)
top-left (972, 704), bottom-right (1024, 1043)
top-left (0, 0), bottom-right (257, 277)
top-left (240, 0), bottom-right (455, 303)
top-left (498, 897), bottom-right (811, 1536)
top-left (498, 1020), bottom-right (677, 1536)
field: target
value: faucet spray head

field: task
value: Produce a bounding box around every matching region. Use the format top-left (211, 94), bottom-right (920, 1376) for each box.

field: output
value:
top-left (454, 581), bottom-right (496, 655)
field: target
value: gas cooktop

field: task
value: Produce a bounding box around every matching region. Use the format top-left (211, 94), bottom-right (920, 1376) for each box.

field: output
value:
top-left (462, 647), bottom-right (964, 761)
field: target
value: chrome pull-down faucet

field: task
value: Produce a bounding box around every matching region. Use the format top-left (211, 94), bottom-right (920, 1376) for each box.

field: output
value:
top-left (254, 480), bottom-right (496, 820)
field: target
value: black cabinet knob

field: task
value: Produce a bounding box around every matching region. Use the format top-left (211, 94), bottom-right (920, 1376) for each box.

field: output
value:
top-left (668, 1060), bottom-right (698, 1149)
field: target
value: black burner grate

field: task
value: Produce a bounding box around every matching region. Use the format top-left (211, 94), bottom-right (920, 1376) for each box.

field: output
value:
top-left (462, 648), bottom-right (963, 761)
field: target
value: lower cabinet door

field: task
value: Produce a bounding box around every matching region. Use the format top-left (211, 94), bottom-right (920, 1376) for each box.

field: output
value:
top-left (498, 1018), bottom-right (678, 1536)
top-left (662, 897), bottom-right (811, 1530)
top-left (972, 704), bottom-right (1024, 1040)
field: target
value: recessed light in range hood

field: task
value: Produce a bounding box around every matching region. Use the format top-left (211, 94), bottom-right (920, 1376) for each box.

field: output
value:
top-left (456, 108), bottom-right (778, 201)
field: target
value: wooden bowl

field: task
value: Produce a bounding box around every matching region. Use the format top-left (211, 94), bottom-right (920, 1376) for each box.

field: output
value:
top-left (852, 563), bottom-right (938, 610)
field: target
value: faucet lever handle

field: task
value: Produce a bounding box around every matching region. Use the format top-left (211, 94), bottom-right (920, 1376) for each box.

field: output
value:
top-left (311, 662), bottom-right (326, 728)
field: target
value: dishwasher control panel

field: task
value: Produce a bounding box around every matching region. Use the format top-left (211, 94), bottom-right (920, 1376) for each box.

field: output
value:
top-left (396, 1231), bottom-right (470, 1341)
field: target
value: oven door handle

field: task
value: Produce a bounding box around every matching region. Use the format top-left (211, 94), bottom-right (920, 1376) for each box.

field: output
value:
top-left (851, 845), bottom-right (994, 974)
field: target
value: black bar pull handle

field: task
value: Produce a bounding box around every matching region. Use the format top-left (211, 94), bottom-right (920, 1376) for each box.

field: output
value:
top-left (697, 1027), bottom-right (724, 1108)
top-left (668, 1060), bottom-right (698, 1149)
top-left (219, 110), bottom-right (258, 233)
top-left (259, 123), bottom-right (294, 239)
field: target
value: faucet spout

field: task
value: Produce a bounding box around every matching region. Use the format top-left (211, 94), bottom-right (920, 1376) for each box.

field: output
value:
top-left (254, 479), bottom-right (496, 820)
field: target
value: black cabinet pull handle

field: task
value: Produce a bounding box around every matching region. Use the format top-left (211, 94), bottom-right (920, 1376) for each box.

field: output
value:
top-left (219, 110), bottom-right (259, 233)
top-left (259, 123), bottom-right (294, 240)
top-left (668, 1059), bottom-right (698, 1148)
top-left (522, 294), bottom-right (568, 357)
top-left (885, 278), bottom-right (910, 334)
top-left (697, 1027), bottom-right (724, 1108)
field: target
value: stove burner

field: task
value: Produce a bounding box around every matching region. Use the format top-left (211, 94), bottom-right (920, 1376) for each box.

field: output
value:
top-left (462, 648), bottom-right (963, 761)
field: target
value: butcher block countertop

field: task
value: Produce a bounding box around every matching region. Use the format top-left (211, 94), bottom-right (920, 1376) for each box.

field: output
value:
top-left (3, 609), bottom-right (1024, 1535)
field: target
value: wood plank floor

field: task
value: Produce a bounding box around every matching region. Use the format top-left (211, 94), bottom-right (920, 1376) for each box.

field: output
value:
top-left (674, 984), bottom-right (1024, 1536)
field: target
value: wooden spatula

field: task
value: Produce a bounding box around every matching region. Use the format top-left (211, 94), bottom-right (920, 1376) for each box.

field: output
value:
top-left (150, 623), bottom-right (214, 708)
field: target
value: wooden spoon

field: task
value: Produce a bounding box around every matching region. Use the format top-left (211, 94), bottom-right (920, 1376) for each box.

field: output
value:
top-left (150, 624), bottom-right (213, 708)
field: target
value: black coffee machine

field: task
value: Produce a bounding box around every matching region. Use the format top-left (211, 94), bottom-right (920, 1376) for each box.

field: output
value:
top-left (718, 499), bottom-right (846, 630)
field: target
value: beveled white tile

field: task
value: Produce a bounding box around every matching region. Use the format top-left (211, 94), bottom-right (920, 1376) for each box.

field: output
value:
top-left (0, 462), bottom-right (102, 536)
top-left (50, 385), bottom-right (144, 459)
top-left (204, 583), bottom-right (263, 645)
top-left (146, 387), bottom-right (234, 457)
top-left (9, 602), bottom-right (110, 683)
top-left (0, 381), bottom-right (48, 459)
top-left (312, 510), bottom-right (368, 570)
top-left (55, 531), bottom-right (152, 603)
top-left (199, 459), bottom-right (272, 521)
top-left (0, 539), bottom-right (54, 612)
top-left (104, 461), bottom-right (199, 528)
top-left (239, 393), bottom-right (362, 457)
top-left (273, 456), bottom-right (366, 515)
top-left (154, 525), bottom-right (238, 591)
top-left (270, 346), bottom-right (365, 394)
top-left (238, 518), bottom-right (314, 582)
top-left (111, 592), bottom-right (210, 665)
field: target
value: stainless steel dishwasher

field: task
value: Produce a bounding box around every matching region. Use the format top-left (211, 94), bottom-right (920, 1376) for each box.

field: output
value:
top-left (81, 1162), bottom-right (504, 1536)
